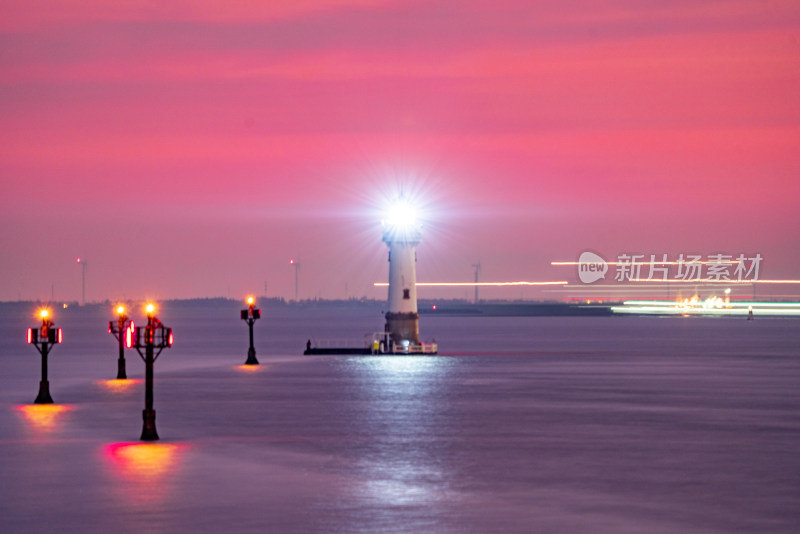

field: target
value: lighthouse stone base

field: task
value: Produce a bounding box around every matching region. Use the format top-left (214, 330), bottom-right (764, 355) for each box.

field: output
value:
top-left (385, 311), bottom-right (421, 345)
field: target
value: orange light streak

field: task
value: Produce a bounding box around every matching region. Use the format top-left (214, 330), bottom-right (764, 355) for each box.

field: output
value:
top-left (373, 281), bottom-right (568, 287)
top-left (628, 279), bottom-right (800, 284)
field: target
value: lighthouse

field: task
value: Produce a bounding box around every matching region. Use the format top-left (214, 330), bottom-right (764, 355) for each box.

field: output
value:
top-left (382, 199), bottom-right (422, 346)
top-left (302, 196), bottom-right (436, 355)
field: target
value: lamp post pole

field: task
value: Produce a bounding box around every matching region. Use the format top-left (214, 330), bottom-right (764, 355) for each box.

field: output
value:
top-left (36, 339), bottom-right (53, 404)
top-left (142, 315), bottom-right (157, 440)
top-left (118, 320), bottom-right (128, 379)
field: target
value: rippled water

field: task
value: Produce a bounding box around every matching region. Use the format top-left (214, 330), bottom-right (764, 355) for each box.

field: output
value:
top-left (1, 302), bottom-right (798, 533)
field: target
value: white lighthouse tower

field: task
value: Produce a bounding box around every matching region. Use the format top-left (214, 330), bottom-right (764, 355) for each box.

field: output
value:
top-left (382, 199), bottom-right (422, 347)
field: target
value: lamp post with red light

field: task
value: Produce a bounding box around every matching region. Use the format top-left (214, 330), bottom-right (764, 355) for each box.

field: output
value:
top-left (108, 305), bottom-right (133, 379)
top-left (128, 303), bottom-right (173, 441)
top-left (27, 309), bottom-right (63, 404)
top-left (240, 296), bottom-right (261, 365)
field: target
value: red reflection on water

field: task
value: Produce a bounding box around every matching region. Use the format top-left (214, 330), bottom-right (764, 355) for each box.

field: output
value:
top-left (103, 442), bottom-right (187, 504)
top-left (16, 404), bottom-right (73, 431)
top-left (97, 378), bottom-right (141, 393)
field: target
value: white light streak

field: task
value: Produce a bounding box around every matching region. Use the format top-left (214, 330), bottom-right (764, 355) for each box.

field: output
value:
top-left (551, 261), bottom-right (738, 265)
top-left (612, 299), bottom-right (800, 316)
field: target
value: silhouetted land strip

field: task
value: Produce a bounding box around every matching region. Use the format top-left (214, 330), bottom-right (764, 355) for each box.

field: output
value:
top-left (0, 298), bottom-right (614, 316)
top-left (419, 302), bottom-right (614, 316)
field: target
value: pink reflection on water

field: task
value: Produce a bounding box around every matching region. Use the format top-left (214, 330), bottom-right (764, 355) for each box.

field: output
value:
top-left (103, 442), bottom-right (187, 505)
top-left (15, 404), bottom-right (74, 431)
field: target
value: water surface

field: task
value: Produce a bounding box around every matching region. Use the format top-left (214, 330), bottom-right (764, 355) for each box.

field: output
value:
top-left (1, 303), bottom-right (798, 533)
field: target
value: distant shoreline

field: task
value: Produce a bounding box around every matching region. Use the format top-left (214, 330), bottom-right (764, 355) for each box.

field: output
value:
top-left (0, 298), bottom-right (616, 317)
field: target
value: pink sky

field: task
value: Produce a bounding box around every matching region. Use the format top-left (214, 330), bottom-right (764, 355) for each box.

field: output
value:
top-left (1, 0), bottom-right (799, 302)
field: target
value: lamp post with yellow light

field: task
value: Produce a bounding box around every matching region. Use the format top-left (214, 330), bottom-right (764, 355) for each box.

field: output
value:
top-left (27, 308), bottom-right (63, 404)
top-left (108, 305), bottom-right (133, 379)
top-left (128, 303), bottom-right (173, 441)
top-left (241, 296), bottom-right (261, 365)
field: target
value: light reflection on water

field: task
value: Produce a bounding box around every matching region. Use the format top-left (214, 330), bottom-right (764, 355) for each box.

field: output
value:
top-left (16, 404), bottom-right (74, 431)
top-left (102, 442), bottom-right (187, 505)
top-left (96, 378), bottom-right (141, 393)
top-left (351, 354), bottom-right (448, 375)
top-left (345, 355), bottom-right (454, 507)
top-left (234, 364), bottom-right (265, 373)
